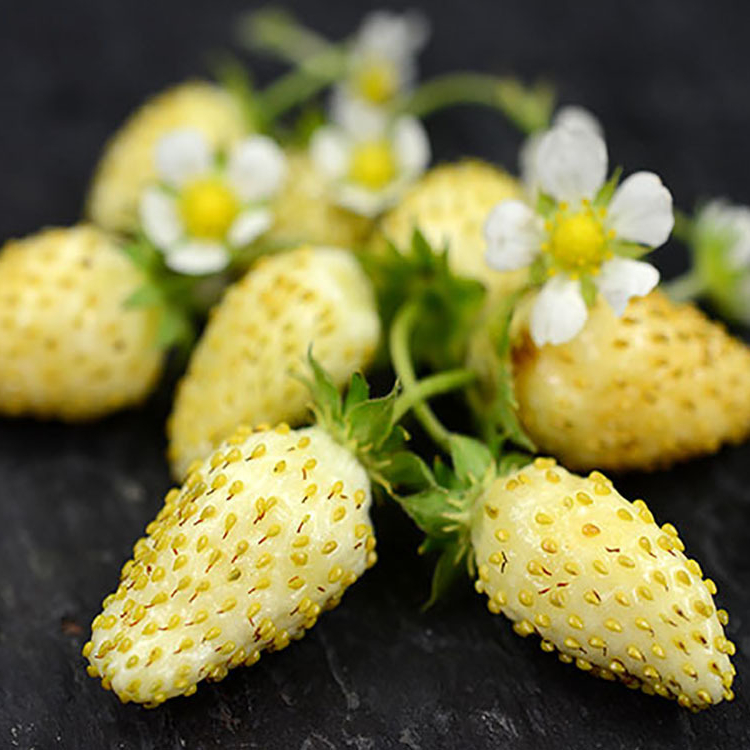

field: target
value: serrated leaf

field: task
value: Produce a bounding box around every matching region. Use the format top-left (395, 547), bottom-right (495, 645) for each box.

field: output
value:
top-left (343, 372), bottom-right (369, 415)
top-left (448, 434), bottom-right (494, 487)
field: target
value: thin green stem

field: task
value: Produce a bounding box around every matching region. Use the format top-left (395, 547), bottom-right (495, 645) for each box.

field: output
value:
top-left (392, 369), bottom-right (476, 424)
top-left (672, 208), bottom-right (695, 244)
top-left (403, 73), bottom-right (554, 134)
top-left (258, 49), bottom-right (346, 122)
top-left (390, 301), bottom-right (459, 454)
top-left (663, 271), bottom-right (705, 303)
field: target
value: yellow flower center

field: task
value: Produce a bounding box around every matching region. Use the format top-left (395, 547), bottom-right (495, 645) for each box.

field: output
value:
top-left (178, 177), bottom-right (239, 240)
top-left (349, 140), bottom-right (397, 190)
top-left (547, 209), bottom-right (607, 271)
top-left (355, 60), bottom-right (399, 104)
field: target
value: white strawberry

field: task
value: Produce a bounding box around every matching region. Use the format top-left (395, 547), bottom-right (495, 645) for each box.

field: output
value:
top-left (85, 361), bottom-right (455, 705)
top-left (0, 224), bottom-right (163, 420)
top-left (167, 244), bottom-right (380, 479)
top-left (397, 442), bottom-right (736, 710)
top-left (84, 422), bottom-right (376, 706)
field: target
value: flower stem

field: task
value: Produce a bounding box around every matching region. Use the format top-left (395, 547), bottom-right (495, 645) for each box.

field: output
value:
top-left (392, 369), bottom-right (476, 424)
top-left (663, 271), bottom-right (705, 303)
top-left (390, 300), bottom-right (467, 453)
top-left (672, 208), bottom-right (695, 244)
top-left (403, 74), bottom-right (555, 134)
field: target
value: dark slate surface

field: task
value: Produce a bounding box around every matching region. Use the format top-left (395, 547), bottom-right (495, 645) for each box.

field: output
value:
top-left (1, 1), bottom-right (749, 748)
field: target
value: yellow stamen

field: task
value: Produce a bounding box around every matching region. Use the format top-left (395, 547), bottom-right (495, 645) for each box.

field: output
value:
top-left (349, 141), bottom-right (397, 190)
top-left (179, 177), bottom-right (239, 240)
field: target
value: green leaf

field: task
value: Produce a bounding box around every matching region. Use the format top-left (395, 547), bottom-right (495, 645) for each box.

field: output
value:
top-left (394, 487), bottom-right (460, 540)
top-left (594, 166), bottom-right (623, 207)
top-left (449, 434), bottom-right (494, 487)
top-left (423, 541), bottom-right (469, 610)
top-left (343, 372), bottom-right (369, 415)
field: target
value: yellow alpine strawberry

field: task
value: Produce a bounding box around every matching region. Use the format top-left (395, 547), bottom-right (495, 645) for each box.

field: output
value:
top-left (0, 225), bottom-right (163, 420)
top-left (84, 422), bottom-right (377, 706)
top-left (167, 245), bottom-right (380, 479)
top-left (377, 160), bottom-right (525, 295)
top-left (85, 359), bottom-right (456, 705)
top-left (499, 290), bottom-right (750, 471)
top-left (264, 150), bottom-right (374, 250)
top-left (86, 81), bottom-right (247, 235)
top-left (472, 458), bottom-right (736, 710)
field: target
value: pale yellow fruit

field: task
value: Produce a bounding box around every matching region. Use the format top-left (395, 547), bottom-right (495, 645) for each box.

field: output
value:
top-left (86, 81), bottom-right (247, 235)
top-left (0, 225), bottom-right (163, 419)
top-left (85, 424), bottom-right (376, 705)
top-left (473, 458), bottom-right (735, 709)
top-left (264, 150), bottom-right (374, 250)
top-left (470, 290), bottom-right (750, 471)
top-left (377, 160), bottom-right (526, 296)
top-left (167, 245), bottom-right (381, 479)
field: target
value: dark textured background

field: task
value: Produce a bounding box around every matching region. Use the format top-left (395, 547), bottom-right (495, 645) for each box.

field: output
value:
top-left (1, 1), bottom-right (750, 748)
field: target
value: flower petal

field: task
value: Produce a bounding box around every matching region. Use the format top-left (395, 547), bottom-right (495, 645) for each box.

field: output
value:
top-left (535, 126), bottom-right (608, 203)
top-left (330, 88), bottom-right (389, 137)
top-left (393, 116), bottom-right (430, 176)
top-left (595, 257), bottom-right (660, 316)
top-left (165, 241), bottom-right (230, 275)
top-left (484, 200), bottom-right (544, 271)
top-left (310, 127), bottom-right (351, 180)
top-left (608, 172), bottom-right (674, 247)
top-left (227, 136), bottom-right (287, 202)
top-left (155, 129), bottom-right (212, 187)
top-left (356, 10), bottom-right (430, 61)
top-left (227, 208), bottom-right (273, 248)
top-left (553, 106), bottom-right (602, 137)
top-left (139, 188), bottom-right (182, 250)
top-left (530, 276), bottom-right (588, 346)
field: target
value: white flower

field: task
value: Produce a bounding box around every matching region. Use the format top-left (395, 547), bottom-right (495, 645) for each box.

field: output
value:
top-left (485, 123), bottom-right (672, 346)
top-left (328, 9), bottom-right (429, 132)
top-left (139, 129), bottom-right (286, 275)
top-left (310, 114), bottom-right (430, 217)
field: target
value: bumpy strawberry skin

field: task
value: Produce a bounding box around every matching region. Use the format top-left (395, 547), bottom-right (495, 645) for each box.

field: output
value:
top-left (167, 245), bottom-right (381, 479)
top-left (377, 160), bottom-right (525, 296)
top-left (265, 150), bottom-right (374, 250)
top-left (84, 423), bottom-right (377, 706)
top-left (469, 290), bottom-right (750, 471)
top-left (472, 458), bottom-right (736, 710)
top-left (86, 81), bottom-right (246, 235)
top-left (0, 225), bottom-right (163, 420)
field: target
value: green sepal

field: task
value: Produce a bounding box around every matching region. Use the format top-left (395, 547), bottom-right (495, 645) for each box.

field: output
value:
top-left (448, 434), bottom-right (494, 487)
top-left (536, 192), bottom-right (557, 218)
top-left (305, 349), bottom-right (343, 427)
top-left (579, 274), bottom-right (598, 307)
top-left (497, 451), bottom-right (532, 476)
top-left (594, 166), bottom-right (622, 207)
top-left (362, 229), bottom-right (486, 370)
top-left (609, 239), bottom-right (650, 259)
top-left (345, 395), bottom-right (396, 452)
top-left (421, 539), bottom-right (471, 610)
top-left (342, 371), bottom-right (369, 413)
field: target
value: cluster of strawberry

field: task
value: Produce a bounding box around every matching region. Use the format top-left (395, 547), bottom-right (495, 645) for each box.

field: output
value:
top-left (0, 9), bottom-right (744, 714)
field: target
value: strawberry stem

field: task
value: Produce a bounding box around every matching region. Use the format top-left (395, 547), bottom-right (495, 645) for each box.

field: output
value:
top-left (402, 74), bottom-right (555, 134)
top-left (390, 299), bottom-right (465, 453)
top-left (392, 368), bottom-right (476, 424)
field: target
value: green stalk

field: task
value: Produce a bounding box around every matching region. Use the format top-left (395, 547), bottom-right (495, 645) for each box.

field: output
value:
top-left (390, 301), bottom-right (462, 453)
top-left (403, 73), bottom-right (555, 134)
top-left (392, 369), bottom-right (476, 424)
